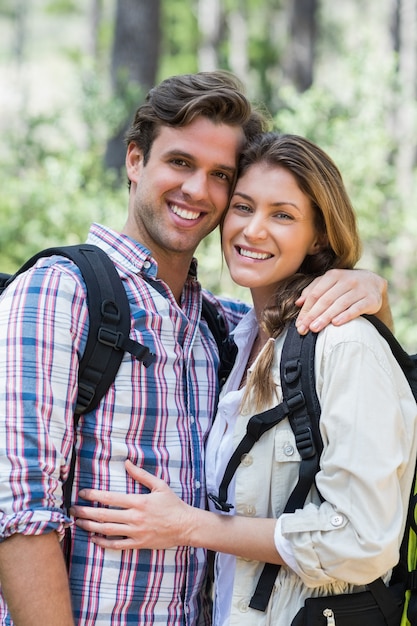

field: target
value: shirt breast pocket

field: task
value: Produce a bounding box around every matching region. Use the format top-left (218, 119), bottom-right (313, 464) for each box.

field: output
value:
top-left (274, 425), bottom-right (302, 464)
top-left (271, 425), bottom-right (302, 516)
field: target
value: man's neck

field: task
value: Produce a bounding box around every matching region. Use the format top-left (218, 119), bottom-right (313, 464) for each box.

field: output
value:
top-left (155, 256), bottom-right (194, 304)
top-left (121, 218), bottom-right (194, 304)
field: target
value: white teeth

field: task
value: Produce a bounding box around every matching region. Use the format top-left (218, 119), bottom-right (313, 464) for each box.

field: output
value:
top-left (171, 204), bottom-right (201, 220)
top-left (239, 248), bottom-right (272, 260)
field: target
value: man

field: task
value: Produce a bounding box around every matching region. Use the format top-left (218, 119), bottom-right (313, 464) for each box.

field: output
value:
top-left (0, 71), bottom-right (389, 626)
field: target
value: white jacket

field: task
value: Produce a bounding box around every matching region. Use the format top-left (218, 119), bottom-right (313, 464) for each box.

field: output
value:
top-left (206, 314), bottom-right (417, 626)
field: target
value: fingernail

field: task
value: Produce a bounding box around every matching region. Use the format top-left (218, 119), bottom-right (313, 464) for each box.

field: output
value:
top-left (297, 324), bottom-right (307, 335)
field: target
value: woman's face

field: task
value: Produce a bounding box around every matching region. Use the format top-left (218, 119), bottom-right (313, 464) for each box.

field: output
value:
top-left (222, 162), bottom-right (320, 306)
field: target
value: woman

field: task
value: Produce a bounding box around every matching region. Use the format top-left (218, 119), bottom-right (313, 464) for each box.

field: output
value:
top-left (71, 133), bottom-right (417, 625)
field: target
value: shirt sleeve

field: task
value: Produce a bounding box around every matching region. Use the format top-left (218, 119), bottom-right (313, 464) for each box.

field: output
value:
top-left (0, 260), bottom-right (89, 540)
top-left (279, 320), bottom-right (417, 587)
top-left (274, 515), bottom-right (301, 574)
top-left (203, 291), bottom-right (251, 335)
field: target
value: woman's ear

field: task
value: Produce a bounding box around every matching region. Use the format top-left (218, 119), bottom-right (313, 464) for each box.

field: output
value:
top-left (308, 233), bottom-right (329, 256)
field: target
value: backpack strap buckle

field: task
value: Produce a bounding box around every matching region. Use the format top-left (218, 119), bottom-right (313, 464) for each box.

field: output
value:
top-left (98, 327), bottom-right (124, 349)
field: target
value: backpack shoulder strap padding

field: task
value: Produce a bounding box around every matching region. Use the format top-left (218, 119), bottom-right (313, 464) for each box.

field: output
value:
top-left (249, 321), bottom-right (322, 611)
top-left (2, 243), bottom-right (156, 415)
top-left (201, 296), bottom-right (228, 352)
top-left (201, 296), bottom-right (238, 387)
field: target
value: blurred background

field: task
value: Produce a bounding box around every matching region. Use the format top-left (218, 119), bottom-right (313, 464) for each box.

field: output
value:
top-left (1, 0), bottom-right (416, 348)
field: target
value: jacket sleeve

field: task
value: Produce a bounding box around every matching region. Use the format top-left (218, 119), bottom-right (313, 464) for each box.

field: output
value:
top-left (279, 319), bottom-right (417, 587)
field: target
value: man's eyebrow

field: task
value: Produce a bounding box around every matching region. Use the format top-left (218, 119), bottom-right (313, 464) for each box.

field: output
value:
top-left (164, 149), bottom-right (236, 175)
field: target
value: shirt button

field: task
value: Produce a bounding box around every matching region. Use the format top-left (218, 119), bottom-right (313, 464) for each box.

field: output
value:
top-left (284, 443), bottom-right (295, 456)
top-left (331, 514), bottom-right (344, 527)
top-left (238, 600), bottom-right (249, 612)
top-left (241, 453), bottom-right (253, 467)
top-left (143, 260), bottom-right (151, 269)
top-left (195, 480), bottom-right (201, 489)
top-left (244, 504), bottom-right (256, 516)
top-left (190, 415), bottom-right (195, 424)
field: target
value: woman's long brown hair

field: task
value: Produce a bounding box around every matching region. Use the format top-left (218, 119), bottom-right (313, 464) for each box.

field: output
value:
top-left (234, 133), bottom-right (362, 412)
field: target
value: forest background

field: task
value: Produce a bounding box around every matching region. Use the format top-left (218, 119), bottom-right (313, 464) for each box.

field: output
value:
top-left (1, 0), bottom-right (416, 349)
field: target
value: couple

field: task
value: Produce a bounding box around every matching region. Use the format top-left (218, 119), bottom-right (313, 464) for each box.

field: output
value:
top-left (0, 70), bottom-right (413, 626)
top-left (71, 132), bottom-right (417, 625)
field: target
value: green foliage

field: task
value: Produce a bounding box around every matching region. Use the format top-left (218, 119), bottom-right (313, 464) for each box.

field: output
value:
top-left (272, 66), bottom-right (417, 350)
top-left (0, 1), bottom-right (19, 19)
top-left (274, 81), bottom-right (397, 248)
top-left (1, 0), bottom-right (416, 350)
top-left (44, 0), bottom-right (81, 15)
top-left (159, 0), bottom-right (199, 78)
top-left (0, 101), bottom-right (126, 274)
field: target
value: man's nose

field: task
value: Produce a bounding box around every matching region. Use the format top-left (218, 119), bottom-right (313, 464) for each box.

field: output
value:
top-left (181, 170), bottom-right (209, 200)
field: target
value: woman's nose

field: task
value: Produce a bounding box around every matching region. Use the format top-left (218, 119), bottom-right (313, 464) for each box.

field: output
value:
top-left (243, 214), bottom-right (267, 240)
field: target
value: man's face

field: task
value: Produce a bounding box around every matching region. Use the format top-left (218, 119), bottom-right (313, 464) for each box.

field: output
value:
top-left (125, 116), bottom-right (245, 268)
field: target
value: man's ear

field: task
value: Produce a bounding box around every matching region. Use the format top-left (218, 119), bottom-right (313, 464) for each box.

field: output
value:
top-left (126, 142), bottom-right (144, 184)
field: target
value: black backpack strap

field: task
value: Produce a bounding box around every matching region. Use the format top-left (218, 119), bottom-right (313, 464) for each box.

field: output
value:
top-left (251, 316), bottom-right (417, 615)
top-left (362, 314), bottom-right (417, 623)
top-left (362, 314), bottom-right (417, 378)
top-left (33, 244), bottom-right (156, 566)
top-left (3, 243), bottom-right (157, 565)
top-left (206, 320), bottom-right (322, 611)
top-left (208, 403), bottom-right (290, 512)
top-left (61, 245), bottom-right (156, 413)
top-left (201, 296), bottom-right (238, 387)
top-left (10, 244), bottom-right (156, 413)
top-left (201, 296), bottom-right (228, 353)
top-left (249, 321), bottom-right (321, 611)
top-left (280, 322), bottom-right (322, 511)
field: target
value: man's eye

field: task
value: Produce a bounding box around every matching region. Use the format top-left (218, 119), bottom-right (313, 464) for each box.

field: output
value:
top-left (214, 171), bottom-right (230, 182)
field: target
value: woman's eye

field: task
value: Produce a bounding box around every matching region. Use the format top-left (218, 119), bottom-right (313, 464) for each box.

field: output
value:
top-left (234, 203), bottom-right (252, 213)
top-left (275, 212), bottom-right (293, 221)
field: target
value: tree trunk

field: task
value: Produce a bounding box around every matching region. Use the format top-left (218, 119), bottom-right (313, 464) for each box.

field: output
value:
top-left (11, 0), bottom-right (30, 121)
top-left (197, 0), bottom-right (223, 70)
top-left (283, 0), bottom-right (318, 92)
top-left (393, 0), bottom-right (416, 197)
top-left (390, 0), bottom-right (417, 294)
top-left (228, 4), bottom-right (249, 84)
top-left (104, 0), bottom-right (161, 173)
top-left (88, 0), bottom-right (103, 62)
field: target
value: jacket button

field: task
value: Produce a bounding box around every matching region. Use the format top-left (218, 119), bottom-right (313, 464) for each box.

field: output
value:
top-left (244, 504), bottom-right (256, 516)
top-left (284, 443), bottom-right (295, 456)
top-left (238, 600), bottom-right (249, 612)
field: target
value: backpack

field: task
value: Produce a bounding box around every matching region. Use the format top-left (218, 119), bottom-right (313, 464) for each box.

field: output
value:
top-left (0, 243), bottom-right (233, 544)
top-left (208, 314), bottom-right (417, 625)
top-left (0, 243), bottom-right (232, 408)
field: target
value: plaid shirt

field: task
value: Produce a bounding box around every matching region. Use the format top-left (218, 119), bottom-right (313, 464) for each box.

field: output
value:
top-left (0, 223), bottom-right (248, 625)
